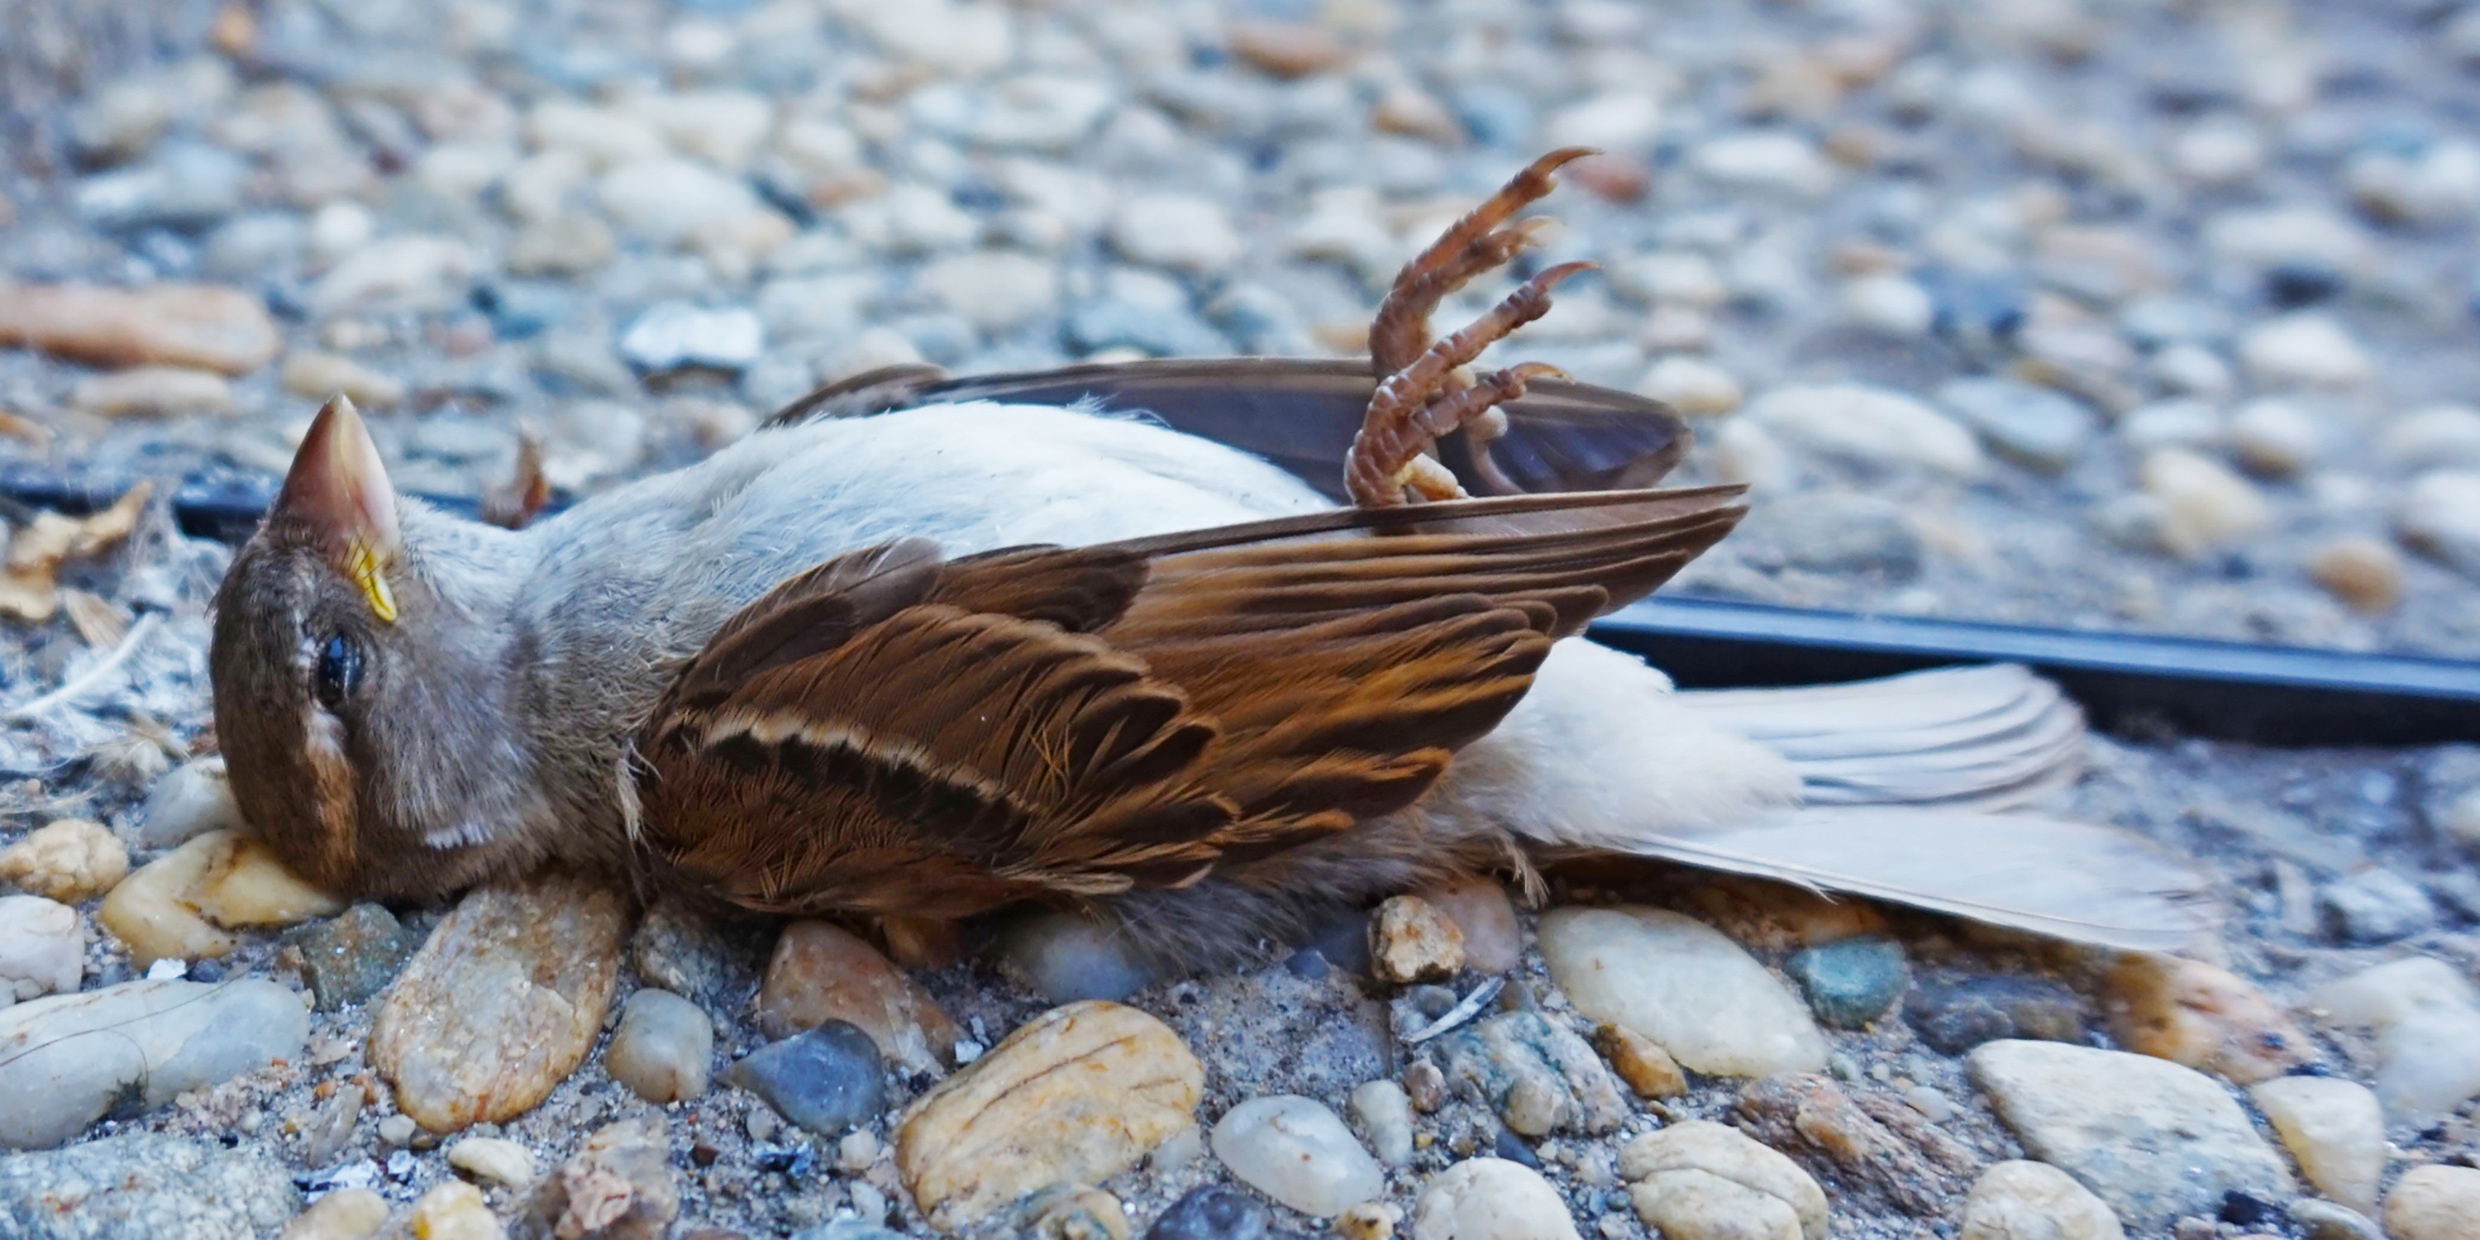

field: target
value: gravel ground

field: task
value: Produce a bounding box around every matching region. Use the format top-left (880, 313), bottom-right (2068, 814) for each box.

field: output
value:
top-left (6, 1), bottom-right (2480, 1239)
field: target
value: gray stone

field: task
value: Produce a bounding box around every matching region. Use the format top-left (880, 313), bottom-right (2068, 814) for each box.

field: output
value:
top-left (134, 758), bottom-right (241, 849)
top-left (74, 142), bottom-right (249, 228)
top-left (1937, 378), bottom-right (2100, 474)
top-left (1967, 1039), bottom-right (2293, 1232)
top-left (2321, 869), bottom-right (2438, 944)
top-left (1144, 1186), bottom-right (1269, 1240)
top-left (629, 895), bottom-right (746, 1006)
top-left (283, 903), bottom-right (419, 1012)
top-left (1905, 976), bottom-right (2085, 1054)
top-left (1432, 1010), bottom-right (1629, 1136)
top-left (0, 1132), bottom-right (299, 1240)
top-left (1209, 1095), bottom-right (1384, 1218)
top-left (1784, 937), bottom-right (1909, 1030)
top-left (724, 1020), bottom-right (886, 1136)
top-left (1740, 492), bottom-right (1923, 580)
top-left (605, 988), bottom-right (713, 1104)
top-left (0, 979), bottom-right (310, 1148)
top-left (993, 908), bottom-right (1162, 1004)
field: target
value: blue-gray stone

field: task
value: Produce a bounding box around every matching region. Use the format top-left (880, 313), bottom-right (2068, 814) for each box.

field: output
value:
top-left (284, 903), bottom-right (419, 1012)
top-left (722, 1021), bottom-right (886, 1136)
top-left (994, 910), bottom-right (1161, 1003)
top-left (1785, 936), bottom-right (1911, 1030)
top-left (1904, 976), bottom-right (2085, 1054)
top-left (1145, 1186), bottom-right (1270, 1240)
top-left (1936, 377), bottom-right (2099, 474)
top-left (1066, 300), bottom-right (1229, 358)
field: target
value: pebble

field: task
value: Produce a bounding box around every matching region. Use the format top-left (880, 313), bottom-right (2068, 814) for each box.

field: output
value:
top-left (1023, 1184), bottom-right (1132, 1240)
top-left (2238, 315), bottom-right (2374, 389)
top-left (1411, 1158), bottom-right (1581, 1240)
top-left (280, 352), bottom-right (405, 409)
top-left (0, 978), bottom-right (309, 1148)
top-left (1615, 251), bottom-right (1729, 309)
top-left (2383, 1165), bottom-right (2480, 1240)
top-left (308, 236), bottom-right (479, 316)
top-left (0, 1131), bottom-right (300, 1240)
top-left (277, 1186), bottom-right (388, 1240)
top-left (1338, 1200), bottom-right (1400, 1240)
top-left (2346, 140), bottom-right (2480, 225)
top-left (2225, 399), bottom-right (2321, 477)
top-left (619, 302), bottom-right (765, 373)
top-left (1371, 895), bottom-right (1465, 984)
top-left (898, 1001), bottom-right (1202, 1229)
top-left (597, 157), bottom-right (773, 247)
top-left (2292, 1200), bottom-right (2386, 1240)
top-left (2246, 1076), bottom-right (2383, 1215)
top-left (2380, 404), bottom-right (2480, 469)
top-left (754, 920), bottom-right (962, 1072)
top-left (74, 141), bottom-right (249, 228)
top-left (2396, 470), bottom-right (2480, 577)
top-left (71, 366), bottom-right (236, 417)
top-left (1111, 194), bottom-right (1244, 273)
top-left (1743, 383), bottom-right (1984, 476)
top-left (2319, 867), bottom-right (2438, 943)
top-left (406, 1181), bottom-right (504, 1240)
top-left (96, 830), bottom-right (237, 967)
top-left (2309, 538), bottom-right (2406, 614)
top-left (1210, 1095), bottom-right (1386, 1218)
top-left (1636, 356), bottom-right (1743, 417)
top-left (1349, 1079), bottom-right (1415, 1166)
top-left (1691, 131), bottom-right (1836, 198)
top-left (992, 908), bottom-right (1164, 1003)
top-left (0, 818), bottom-right (127, 903)
top-left (916, 250), bottom-right (1062, 333)
top-left (1593, 1023), bottom-right (1686, 1099)
top-left (1537, 905), bottom-right (1827, 1077)
top-left (445, 1136), bottom-right (538, 1189)
top-left (2118, 399), bottom-right (2224, 453)
top-left (2149, 343), bottom-right (2237, 401)
top-left (2204, 209), bottom-right (2374, 283)
top-left (1957, 1161), bottom-right (2124, 1240)
top-left (1620, 1120), bottom-right (1828, 1240)
top-left (1144, 1186), bottom-right (1268, 1240)
top-left (507, 214), bottom-right (616, 276)
top-left (1840, 274), bottom-right (1935, 337)
top-left (0, 281), bottom-right (280, 375)
top-left (2309, 956), bottom-right (2480, 1123)
top-left (1936, 378), bottom-right (2098, 474)
top-left (724, 1020), bottom-right (884, 1135)
top-left (1905, 976), bottom-right (2085, 1055)
top-left (1966, 1040), bottom-right (2293, 1232)
top-left (539, 1117), bottom-right (677, 1240)
top-left (606, 988), bottom-right (713, 1104)
top-left (1432, 1010), bottom-right (1629, 1136)
top-left (367, 871), bottom-right (630, 1133)
top-left (0, 896), bottom-right (82, 1003)
top-left (282, 903), bottom-right (418, 1011)
top-left (1415, 878), bottom-right (1522, 975)
top-left (2139, 448), bottom-right (2272, 551)
top-left (135, 758), bottom-right (241, 848)
top-left (2100, 954), bottom-right (2311, 1084)
top-left (1784, 936), bottom-right (1909, 1030)
top-left (182, 832), bottom-right (344, 929)
top-left (1735, 1073), bottom-right (1975, 1215)
top-left (628, 896), bottom-right (740, 1006)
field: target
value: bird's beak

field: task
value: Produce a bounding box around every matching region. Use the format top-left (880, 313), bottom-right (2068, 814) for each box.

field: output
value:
top-left (275, 395), bottom-right (404, 624)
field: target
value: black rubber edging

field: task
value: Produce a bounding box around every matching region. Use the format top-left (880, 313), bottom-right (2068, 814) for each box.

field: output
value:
top-left (12, 463), bottom-right (2479, 748)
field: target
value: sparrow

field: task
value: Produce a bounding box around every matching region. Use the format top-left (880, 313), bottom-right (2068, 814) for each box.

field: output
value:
top-left (210, 153), bottom-right (2214, 968)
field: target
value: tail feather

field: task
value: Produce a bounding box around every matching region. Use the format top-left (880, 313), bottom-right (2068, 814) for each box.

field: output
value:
top-left (1677, 664), bottom-right (2085, 810)
top-left (1611, 806), bottom-right (2222, 953)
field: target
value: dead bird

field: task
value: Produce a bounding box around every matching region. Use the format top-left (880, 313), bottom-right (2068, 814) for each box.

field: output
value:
top-left (208, 152), bottom-right (2214, 972)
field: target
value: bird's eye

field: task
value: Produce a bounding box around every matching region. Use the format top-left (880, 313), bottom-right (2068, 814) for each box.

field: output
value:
top-left (315, 632), bottom-right (362, 710)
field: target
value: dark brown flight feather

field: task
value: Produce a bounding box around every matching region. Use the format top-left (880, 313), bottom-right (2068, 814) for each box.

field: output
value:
top-left (633, 485), bottom-right (1745, 921)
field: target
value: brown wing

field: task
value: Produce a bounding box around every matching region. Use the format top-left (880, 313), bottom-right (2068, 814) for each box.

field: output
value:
top-left (634, 485), bottom-right (1745, 919)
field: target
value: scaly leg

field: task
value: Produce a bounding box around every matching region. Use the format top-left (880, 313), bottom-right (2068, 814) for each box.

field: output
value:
top-left (1351, 148), bottom-right (1596, 507)
top-left (1347, 262), bottom-right (1590, 508)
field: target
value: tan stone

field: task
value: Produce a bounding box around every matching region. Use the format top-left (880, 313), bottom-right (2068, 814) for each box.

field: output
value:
top-left (897, 1000), bottom-right (1203, 1229)
top-left (2307, 538), bottom-right (2404, 614)
top-left (369, 871), bottom-right (630, 1133)
top-left (1687, 876), bottom-right (1889, 951)
top-left (1958, 1161), bottom-right (2124, 1240)
top-left (96, 831), bottom-right (237, 967)
top-left (407, 1180), bottom-right (505, 1240)
top-left (447, 1136), bottom-right (539, 1188)
top-left (277, 1186), bottom-right (389, 1240)
top-left (187, 833), bottom-right (344, 927)
top-left (1415, 878), bottom-right (1521, 974)
top-left (1622, 1120), bottom-right (1827, 1240)
top-left (281, 351), bottom-right (405, 408)
top-left (71, 366), bottom-right (236, 417)
top-left (1339, 1200), bottom-right (1403, 1240)
top-left (2103, 954), bottom-right (2310, 1084)
top-left (754, 920), bottom-right (961, 1072)
top-left (0, 281), bottom-right (281, 374)
top-left (538, 1117), bottom-right (677, 1240)
top-left (1593, 1024), bottom-right (1687, 1099)
top-left (0, 818), bottom-right (128, 903)
top-left (1371, 895), bottom-right (1466, 984)
top-left (2382, 1165), bottom-right (2480, 1240)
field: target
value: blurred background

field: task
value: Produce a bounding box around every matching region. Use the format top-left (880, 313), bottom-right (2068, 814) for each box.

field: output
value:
top-left (5, 0), bottom-right (2480, 656)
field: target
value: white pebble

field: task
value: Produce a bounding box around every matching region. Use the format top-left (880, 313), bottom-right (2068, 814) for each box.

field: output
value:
top-left (2311, 957), bottom-right (2480, 1124)
top-left (1537, 907), bottom-right (1826, 1077)
top-left (1743, 383), bottom-right (1984, 476)
top-left (1349, 1080), bottom-right (1415, 1167)
top-left (134, 758), bottom-right (240, 849)
top-left (2239, 314), bottom-right (2374, 390)
top-left (2225, 399), bottom-right (2322, 477)
top-left (1612, 251), bottom-right (1728, 309)
top-left (1839, 274), bottom-right (1934, 337)
top-left (2396, 469), bottom-right (2480, 577)
top-left (2379, 404), bottom-right (2480, 470)
top-left (603, 988), bottom-right (713, 1104)
top-left (2139, 447), bottom-right (2272, 550)
top-left (2147, 343), bottom-right (2235, 401)
top-left (2346, 140), bottom-right (2480, 225)
top-left (1636, 357), bottom-right (1742, 416)
top-left (2248, 1076), bottom-right (2384, 1215)
top-left (0, 896), bottom-right (83, 1003)
top-left (1210, 1095), bottom-right (1386, 1218)
top-left (1691, 131), bottom-right (1836, 198)
top-left (1111, 194), bottom-right (1243, 274)
top-left (1957, 1161), bottom-right (2124, 1240)
top-left (446, 1136), bottom-right (538, 1188)
top-left (2118, 399), bottom-right (2224, 452)
top-left (1412, 1158), bottom-right (1582, 1240)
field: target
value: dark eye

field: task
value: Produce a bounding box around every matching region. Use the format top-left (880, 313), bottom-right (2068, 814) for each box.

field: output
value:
top-left (315, 632), bottom-right (362, 710)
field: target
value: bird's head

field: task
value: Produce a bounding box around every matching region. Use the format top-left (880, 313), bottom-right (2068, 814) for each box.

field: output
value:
top-left (210, 396), bottom-right (536, 897)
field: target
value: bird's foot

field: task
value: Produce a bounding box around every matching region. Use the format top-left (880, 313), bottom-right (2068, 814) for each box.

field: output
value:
top-left (1347, 147), bottom-right (1597, 508)
top-left (1347, 262), bottom-right (1590, 506)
